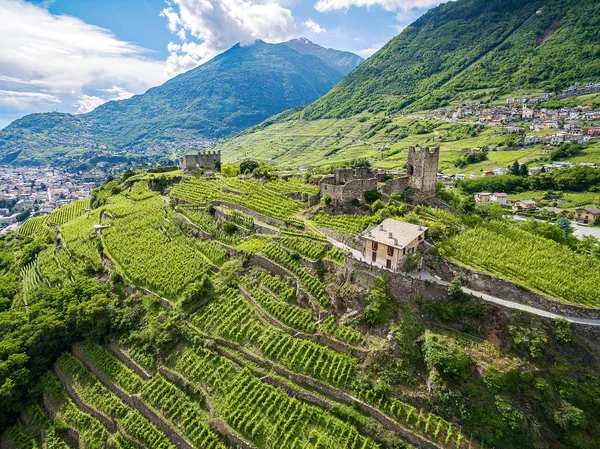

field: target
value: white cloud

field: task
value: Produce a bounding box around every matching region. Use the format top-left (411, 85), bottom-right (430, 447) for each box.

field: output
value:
top-left (0, 90), bottom-right (60, 108)
top-left (161, 0), bottom-right (297, 76)
top-left (315, 0), bottom-right (447, 13)
top-left (75, 86), bottom-right (136, 114)
top-left (76, 95), bottom-right (106, 114)
top-left (355, 43), bottom-right (384, 58)
top-left (0, 0), bottom-right (167, 115)
top-left (303, 19), bottom-right (326, 33)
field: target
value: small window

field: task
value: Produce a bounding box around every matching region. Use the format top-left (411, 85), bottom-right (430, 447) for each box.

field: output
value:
top-left (403, 247), bottom-right (406, 255)
top-left (372, 252), bottom-right (377, 262)
top-left (386, 259), bottom-right (392, 269)
top-left (387, 246), bottom-right (394, 257)
top-left (372, 241), bottom-right (378, 251)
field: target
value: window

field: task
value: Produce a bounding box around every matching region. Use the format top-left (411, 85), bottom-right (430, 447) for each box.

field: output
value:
top-left (372, 252), bottom-right (377, 262)
top-left (387, 246), bottom-right (394, 257)
top-left (372, 241), bottom-right (378, 251)
top-left (386, 259), bottom-right (392, 269)
top-left (402, 247), bottom-right (406, 255)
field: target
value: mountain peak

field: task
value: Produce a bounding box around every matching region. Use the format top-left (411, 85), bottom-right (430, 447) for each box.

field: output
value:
top-left (282, 38), bottom-right (363, 76)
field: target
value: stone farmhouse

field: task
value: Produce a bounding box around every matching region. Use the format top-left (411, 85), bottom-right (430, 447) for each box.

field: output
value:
top-left (178, 150), bottom-right (221, 172)
top-left (318, 146), bottom-right (439, 203)
top-left (360, 219), bottom-right (427, 271)
top-left (575, 207), bottom-right (600, 225)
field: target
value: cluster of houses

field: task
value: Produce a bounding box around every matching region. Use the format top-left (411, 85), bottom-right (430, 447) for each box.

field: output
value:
top-left (432, 82), bottom-right (600, 148)
top-left (439, 161), bottom-right (598, 183)
top-left (0, 167), bottom-right (100, 228)
top-left (473, 192), bottom-right (600, 222)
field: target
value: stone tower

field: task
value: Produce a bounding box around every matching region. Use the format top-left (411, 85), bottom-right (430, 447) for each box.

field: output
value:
top-left (407, 146), bottom-right (439, 197)
top-left (178, 150), bottom-right (221, 172)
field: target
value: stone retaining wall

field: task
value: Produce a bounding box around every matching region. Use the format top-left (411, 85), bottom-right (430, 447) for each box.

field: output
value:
top-left (53, 365), bottom-right (118, 433)
top-left (211, 200), bottom-right (288, 228)
top-left (211, 338), bottom-right (441, 449)
top-left (239, 286), bottom-right (367, 360)
top-left (210, 419), bottom-right (256, 449)
top-left (107, 343), bottom-right (152, 381)
top-left (344, 256), bottom-right (448, 303)
top-left (72, 344), bottom-right (194, 449)
top-left (318, 227), bottom-right (362, 251)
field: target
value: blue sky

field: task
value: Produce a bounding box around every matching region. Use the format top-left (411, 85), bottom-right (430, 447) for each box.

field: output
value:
top-left (0, 0), bottom-right (446, 129)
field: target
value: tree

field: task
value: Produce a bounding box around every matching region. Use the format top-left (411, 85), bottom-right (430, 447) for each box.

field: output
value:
top-left (447, 277), bottom-right (463, 300)
top-left (519, 163), bottom-right (529, 177)
top-left (240, 159), bottom-right (259, 174)
top-left (181, 275), bottom-right (213, 307)
top-left (510, 160), bottom-right (520, 175)
top-left (322, 194), bottom-right (332, 206)
top-left (364, 275), bottom-right (393, 326)
top-left (404, 253), bottom-right (420, 272)
top-left (459, 195), bottom-right (476, 214)
top-left (364, 189), bottom-right (381, 204)
top-left (556, 217), bottom-right (573, 237)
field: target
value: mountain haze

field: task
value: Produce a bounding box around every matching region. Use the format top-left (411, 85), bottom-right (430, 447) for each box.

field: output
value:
top-left (0, 40), bottom-right (354, 166)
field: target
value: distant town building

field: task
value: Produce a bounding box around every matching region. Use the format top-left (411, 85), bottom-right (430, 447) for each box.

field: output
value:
top-left (490, 193), bottom-right (508, 206)
top-left (512, 200), bottom-right (538, 212)
top-left (574, 207), bottom-right (600, 224)
top-left (474, 192), bottom-right (492, 205)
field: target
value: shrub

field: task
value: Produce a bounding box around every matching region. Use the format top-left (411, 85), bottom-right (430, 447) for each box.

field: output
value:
top-left (424, 335), bottom-right (471, 382)
top-left (222, 221), bottom-right (237, 235)
top-left (323, 194), bottom-right (332, 205)
top-left (364, 189), bottom-right (381, 204)
top-left (364, 275), bottom-right (393, 326)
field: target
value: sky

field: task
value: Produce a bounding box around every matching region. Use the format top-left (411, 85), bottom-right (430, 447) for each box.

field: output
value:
top-left (0, 0), bottom-right (448, 129)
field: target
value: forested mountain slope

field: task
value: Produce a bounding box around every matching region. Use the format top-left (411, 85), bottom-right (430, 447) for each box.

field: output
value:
top-left (297, 0), bottom-right (600, 119)
top-left (0, 40), bottom-right (347, 165)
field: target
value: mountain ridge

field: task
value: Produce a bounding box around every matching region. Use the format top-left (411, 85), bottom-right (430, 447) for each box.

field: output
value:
top-left (0, 39), bottom-right (359, 166)
top-left (282, 38), bottom-right (364, 75)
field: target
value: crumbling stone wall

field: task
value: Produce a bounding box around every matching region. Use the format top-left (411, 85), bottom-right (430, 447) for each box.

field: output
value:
top-left (379, 175), bottom-right (409, 195)
top-left (178, 151), bottom-right (221, 172)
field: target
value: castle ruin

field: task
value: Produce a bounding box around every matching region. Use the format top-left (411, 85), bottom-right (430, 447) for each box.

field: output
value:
top-left (318, 146), bottom-right (439, 203)
top-left (178, 150), bottom-right (221, 172)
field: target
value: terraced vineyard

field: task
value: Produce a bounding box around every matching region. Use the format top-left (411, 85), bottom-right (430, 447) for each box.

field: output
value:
top-left (7, 174), bottom-right (571, 449)
top-left (441, 221), bottom-right (600, 308)
top-left (18, 199), bottom-right (91, 238)
top-left (101, 194), bottom-right (213, 298)
top-left (170, 177), bottom-right (304, 226)
top-left (312, 213), bottom-right (374, 236)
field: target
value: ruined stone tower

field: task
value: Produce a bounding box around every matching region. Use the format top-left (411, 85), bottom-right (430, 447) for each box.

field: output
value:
top-left (407, 146), bottom-right (439, 197)
top-left (178, 150), bottom-right (221, 172)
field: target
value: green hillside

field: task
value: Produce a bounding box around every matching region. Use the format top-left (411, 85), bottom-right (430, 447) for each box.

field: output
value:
top-left (2, 178), bottom-right (600, 449)
top-left (298, 0), bottom-right (600, 119)
top-left (0, 40), bottom-right (347, 166)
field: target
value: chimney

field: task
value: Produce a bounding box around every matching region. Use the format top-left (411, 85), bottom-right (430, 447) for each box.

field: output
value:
top-left (379, 224), bottom-right (384, 230)
top-left (388, 232), bottom-right (393, 239)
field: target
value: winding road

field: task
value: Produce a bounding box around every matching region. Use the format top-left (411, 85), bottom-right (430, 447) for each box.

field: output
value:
top-left (326, 237), bottom-right (600, 327)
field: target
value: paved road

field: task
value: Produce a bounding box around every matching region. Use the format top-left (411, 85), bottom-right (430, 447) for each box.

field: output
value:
top-left (512, 215), bottom-right (600, 240)
top-left (328, 236), bottom-right (600, 327)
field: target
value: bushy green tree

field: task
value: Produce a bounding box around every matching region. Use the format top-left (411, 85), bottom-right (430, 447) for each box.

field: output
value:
top-left (364, 275), bottom-right (393, 326)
